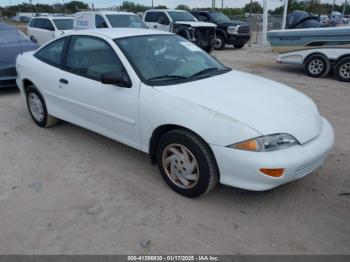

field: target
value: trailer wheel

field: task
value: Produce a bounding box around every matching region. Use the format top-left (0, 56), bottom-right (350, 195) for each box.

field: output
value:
top-left (304, 54), bottom-right (330, 78)
top-left (334, 57), bottom-right (350, 82)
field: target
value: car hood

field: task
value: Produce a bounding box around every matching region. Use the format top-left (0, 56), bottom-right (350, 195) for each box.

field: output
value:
top-left (153, 71), bottom-right (322, 144)
top-left (175, 21), bottom-right (216, 28)
top-left (219, 21), bottom-right (243, 27)
top-left (0, 42), bottom-right (38, 63)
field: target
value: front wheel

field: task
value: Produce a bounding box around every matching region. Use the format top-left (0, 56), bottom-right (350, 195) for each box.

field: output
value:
top-left (156, 129), bottom-right (219, 198)
top-left (334, 57), bottom-right (350, 82)
top-left (304, 54), bottom-right (330, 78)
top-left (26, 85), bottom-right (58, 128)
top-left (214, 35), bottom-right (226, 50)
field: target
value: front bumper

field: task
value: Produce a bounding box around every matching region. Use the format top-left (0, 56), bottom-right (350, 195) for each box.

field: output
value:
top-left (0, 76), bottom-right (17, 88)
top-left (226, 34), bottom-right (250, 45)
top-left (210, 117), bottom-right (334, 191)
top-left (0, 65), bottom-right (17, 88)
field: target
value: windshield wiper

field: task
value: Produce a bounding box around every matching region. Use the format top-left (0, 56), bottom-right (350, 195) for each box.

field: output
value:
top-left (192, 67), bottom-right (230, 77)
top-left (147, 75), bottom-right (189, 82)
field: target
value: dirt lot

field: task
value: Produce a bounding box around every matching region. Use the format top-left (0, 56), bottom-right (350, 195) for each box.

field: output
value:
top-left (0, 47), bottom-right (349, 255)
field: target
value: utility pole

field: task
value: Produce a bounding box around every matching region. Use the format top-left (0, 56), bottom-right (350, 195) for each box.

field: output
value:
top-left (262, 0), bottom-right (268, 45)
top-left (221, 0), bottom-right (223, 9)
top-left (282, 0), bottom-right (288, 29)
top-left (152, 0), bottom-right (154, 8)
top-left (343, 0), bottom-right (348, 16)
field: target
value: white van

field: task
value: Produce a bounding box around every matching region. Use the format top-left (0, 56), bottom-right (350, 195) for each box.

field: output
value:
top-left (74, 11), bottom-right (148, 30)
top-left (28, 16), bottom-right (74, 45)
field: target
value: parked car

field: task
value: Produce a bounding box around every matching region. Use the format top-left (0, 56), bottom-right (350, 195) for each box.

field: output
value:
top-left (191, 11), bottom-right (250, 50)
top-left (143, 9), bottom-right (216, 52)
top-left (16, 29), bottom-right (334, 198)
top-left (74, 11), bottom-right (148, 30)
top-left (28, 16), bottom-right (74, 45)
top-left (0, 23), bottom-right (38, 88)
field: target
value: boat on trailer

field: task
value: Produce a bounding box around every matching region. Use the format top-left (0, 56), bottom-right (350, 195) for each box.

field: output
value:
top-left (267, 26), bottom-right (350, 53)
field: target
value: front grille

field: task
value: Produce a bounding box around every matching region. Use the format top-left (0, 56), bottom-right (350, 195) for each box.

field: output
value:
top-left (238, 24), bottom-right (250, 34)
top-left (294, 158), bottom-right (324, 177)
top-left (194, 27), bottom-right (216, 41)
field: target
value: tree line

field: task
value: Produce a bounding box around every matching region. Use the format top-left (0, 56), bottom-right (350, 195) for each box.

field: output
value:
top-left (1, 1), bottom-right (348, 19)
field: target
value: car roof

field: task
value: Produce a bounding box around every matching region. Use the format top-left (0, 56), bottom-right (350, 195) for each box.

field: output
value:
top-left (147, 9), bottom-right (188, 12)
top-left (70, 28), bottom-right (172, 39)
top-left (32, 16), bottom-right (73, 19)
top-left (75, 11), bottom-right (134, 15)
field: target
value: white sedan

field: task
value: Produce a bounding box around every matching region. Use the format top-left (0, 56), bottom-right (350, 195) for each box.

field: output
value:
top-left (16, 29), bottom-right (334, 198)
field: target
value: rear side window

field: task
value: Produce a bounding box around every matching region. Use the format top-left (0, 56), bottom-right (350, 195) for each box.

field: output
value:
top-left (36, 18), bottom-right (55, 31)
top-left (65, 36), bottom-right (125, 81)
top-left (29, 19), bottom-right (37, 27)
top-left (145, 12), bottom-right (161, 22)
top-left (35, 37), bottom-right (66, 66)
top-left (95, 15), bottom-right (108, 28)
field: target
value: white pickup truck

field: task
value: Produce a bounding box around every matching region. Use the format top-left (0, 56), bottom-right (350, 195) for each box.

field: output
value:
top-left (143, 9), bottom-right (217, 52)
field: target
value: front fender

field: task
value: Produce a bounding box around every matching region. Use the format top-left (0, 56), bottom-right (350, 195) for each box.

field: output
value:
top-left (139, 84), bottom-right (261, 153)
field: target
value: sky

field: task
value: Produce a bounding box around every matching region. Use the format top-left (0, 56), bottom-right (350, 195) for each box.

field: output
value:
top-left (0, 0), bottom-right (343, 10)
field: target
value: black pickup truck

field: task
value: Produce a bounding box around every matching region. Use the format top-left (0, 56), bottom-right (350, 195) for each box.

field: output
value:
top-left (191, 11), bottom-right (250, 50)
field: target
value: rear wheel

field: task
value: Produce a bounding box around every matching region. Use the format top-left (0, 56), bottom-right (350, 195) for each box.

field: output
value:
top-left (334, 57), bottom-right (350, 82)
top-left (156, 129), bottom-right (218, 198)
top-left (304, 54), bottom-right (330, 78)
top-left (214, 35), bottom-right (226, 50)
top-left (26, 85), bottom-right (58, 128)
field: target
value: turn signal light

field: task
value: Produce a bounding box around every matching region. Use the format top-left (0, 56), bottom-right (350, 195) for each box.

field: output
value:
top-left (259, 168), bottom-right (284, 177)
top-left (234, 139), bottom-right (258, 151)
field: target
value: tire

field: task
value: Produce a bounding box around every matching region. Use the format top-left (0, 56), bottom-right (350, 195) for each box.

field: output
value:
top-left (156, 129), bottom-right (219, 198)
top-left (202, 46), bottom-right (213, 53)
top-left (26, 85), bottom-right (58, 128)
top-left (234, 43), bottom-right (244, 49)
top-left (214, 34), bottom-right (226, 50)
top-left (334, 57), bottom-right (350, 82)
top-left (304, 54), bottom-right (330, 78)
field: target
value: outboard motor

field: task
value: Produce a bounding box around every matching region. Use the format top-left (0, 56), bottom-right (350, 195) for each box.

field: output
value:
top-left (286, 10), bottom-right (321, 29)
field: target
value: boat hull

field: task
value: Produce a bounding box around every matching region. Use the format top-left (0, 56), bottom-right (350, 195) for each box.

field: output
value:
top-left (267, 26), bottom-right (350, 53)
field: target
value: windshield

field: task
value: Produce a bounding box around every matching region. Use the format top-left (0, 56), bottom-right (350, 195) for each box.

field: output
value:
top-left (210, 12), bottom-right (231, 23)
top-left (53, 19), bottom-right (73, 30)
top-left (167, 11), bottom-right (197, 22)
top-left (0, 30), bottom-right (31, 45)
top-left (106, 14), bottom-right (148, 28)
top-left (115, 35), bottom-right (230, 85)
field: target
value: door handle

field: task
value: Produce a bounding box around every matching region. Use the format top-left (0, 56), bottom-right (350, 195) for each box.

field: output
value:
top-left (59, 78), bottom-right (69, 84)
top-left (154, 25), bottom-right (158, 28)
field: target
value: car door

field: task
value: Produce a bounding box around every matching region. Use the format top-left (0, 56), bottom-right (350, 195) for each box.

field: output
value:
top-left (56, 35), bottom-right (141, 149)
top-left (35, 18), bottom-right (54, 45)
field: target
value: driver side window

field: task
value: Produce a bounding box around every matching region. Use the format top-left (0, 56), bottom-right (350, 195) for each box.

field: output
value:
top-left (65, 36), bottom-right (124, 81)
top-left (158, 12), bottom-right (170, 25)
top-left (95, 15), bottom-right (108, 28)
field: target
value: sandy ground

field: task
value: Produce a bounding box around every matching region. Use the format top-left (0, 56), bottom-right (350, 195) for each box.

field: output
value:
top-left (0, 47), bottom-right (349, 255)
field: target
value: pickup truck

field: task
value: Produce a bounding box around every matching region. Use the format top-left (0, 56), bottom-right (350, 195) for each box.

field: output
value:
top-left (191, 11), bottom-right (250, 50)
top-left (143, 9), bottom-right (217, 53)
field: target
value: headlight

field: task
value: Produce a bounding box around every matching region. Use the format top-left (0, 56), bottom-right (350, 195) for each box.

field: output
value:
top-left (227, 26), bottom-right (238, 34)
top-left (229, 134), bottom-right (299, 152)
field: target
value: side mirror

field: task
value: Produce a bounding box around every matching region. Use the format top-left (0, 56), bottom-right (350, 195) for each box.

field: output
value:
top-left (101, 71), bottom-right (132, 88)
